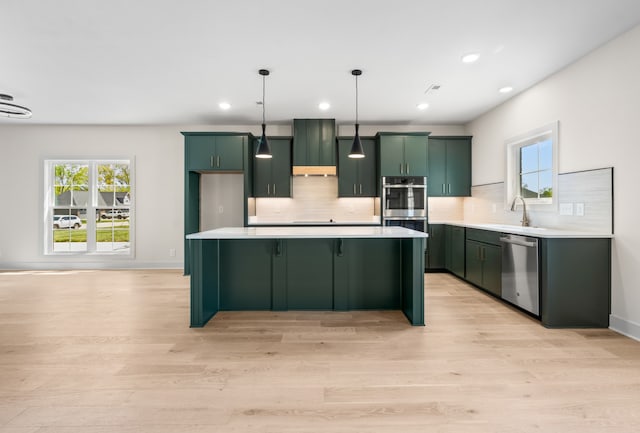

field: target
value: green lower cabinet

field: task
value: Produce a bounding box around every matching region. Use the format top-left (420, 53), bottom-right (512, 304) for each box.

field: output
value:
top-left (426, 224), bottom-right (445, 270)
top-left (465, 239), bottom-right (501, 297)
top-left (446, 225), bottom-right (465, 278)
top-left (286, 239), bottom-right (334, 309)
top-left (219, 240), bottom-right (273, 310)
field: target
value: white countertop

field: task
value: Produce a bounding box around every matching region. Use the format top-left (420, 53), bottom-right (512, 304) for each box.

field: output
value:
top-left (429, 221), bottom-right (613, 238)
top-left (187, 226), bottom-right (428, 240)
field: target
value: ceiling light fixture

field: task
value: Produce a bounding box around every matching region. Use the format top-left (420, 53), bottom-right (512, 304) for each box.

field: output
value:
top-left (318, 102), bottom-right (330, 111)
top-left (0, 94), bottom-right (32, 119)
top-left (461, 53), bottom-right (480, 63)
top-left (255, 69), bottom-right (272, 159)
top-left (499, 86), bottom-right (514, 93)
top-left (219, 102), bottom-right (231, 110)
top-left (349, 69), bottom-right (365, 159)
top-left (417, 103), bottom-right (429, 110)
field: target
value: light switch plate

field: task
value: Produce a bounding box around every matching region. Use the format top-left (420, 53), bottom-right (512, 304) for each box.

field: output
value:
top-left (576, 203), bottom-right (585, 216)
top-left (559, 203), bottom-right (574, 216)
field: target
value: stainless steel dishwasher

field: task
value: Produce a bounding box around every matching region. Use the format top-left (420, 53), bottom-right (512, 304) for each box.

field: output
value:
top-left (500, 234), bottom-right (539, 315)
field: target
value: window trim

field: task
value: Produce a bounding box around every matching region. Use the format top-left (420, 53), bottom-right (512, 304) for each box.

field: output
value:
top-left (44, 158), bottom-right (135, 256)
top-left (505, 121), bottom-right (559, 211)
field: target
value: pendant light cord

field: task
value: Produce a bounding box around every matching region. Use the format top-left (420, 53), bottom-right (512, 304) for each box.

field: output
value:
top-left (262, 74), bottom-right (266, 125)
top-left (355, 74), bottom-right (359, 124)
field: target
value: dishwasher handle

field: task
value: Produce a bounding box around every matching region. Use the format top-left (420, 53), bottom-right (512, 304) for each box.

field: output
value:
top-left (499, 236), bottom-right (537, 248)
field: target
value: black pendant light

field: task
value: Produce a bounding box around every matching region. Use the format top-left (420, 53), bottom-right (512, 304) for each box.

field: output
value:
top-left (348, 69), bottom-right (365, 158)
top-left (255, 69), bottom-right (272, 159)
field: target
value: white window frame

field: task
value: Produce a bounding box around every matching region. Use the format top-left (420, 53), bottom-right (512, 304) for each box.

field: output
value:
top-left (505, 121), bottom-right (559, 211)
top-left (44, 159), bottom-right (135, 256)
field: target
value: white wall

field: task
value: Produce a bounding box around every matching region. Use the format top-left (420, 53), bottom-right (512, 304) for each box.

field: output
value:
top-left (0, 122), bottom-right (463, 269)
top-left (466, 25), bottom-right (640, 338)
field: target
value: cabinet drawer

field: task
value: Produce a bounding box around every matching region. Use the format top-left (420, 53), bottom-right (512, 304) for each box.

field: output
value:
top-left (466, 228), bottom-right (502, 246)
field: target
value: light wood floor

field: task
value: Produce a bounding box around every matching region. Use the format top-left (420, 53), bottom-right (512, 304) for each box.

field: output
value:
top-left (1, 270), bottom-right (639, 432)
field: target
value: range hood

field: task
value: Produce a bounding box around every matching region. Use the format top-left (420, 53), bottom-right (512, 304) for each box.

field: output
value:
top-left (292, 165), bottom-right (337, 176)
top-left (292, 119), bottom-right (337, 176)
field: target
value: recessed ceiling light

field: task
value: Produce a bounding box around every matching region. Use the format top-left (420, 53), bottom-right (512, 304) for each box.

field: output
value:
top-left (318, 102), bottom-right (330, 111)
top-left (498, 86), bottom-right (513, 93)
top-left (219, 102), bottom-right (231, 110)
top-left (417, 103), bottom-right (429, 110)
top-left (461, 53), bottom-right (480, 63)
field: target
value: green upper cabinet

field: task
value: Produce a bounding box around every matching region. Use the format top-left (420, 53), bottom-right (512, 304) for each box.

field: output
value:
top-left (377, 133), bottom-right (429, 177)
top-left (337, 137), bottom-right (377, 197)
top-left (253, 137), bottom-right (292, 197)
top-left (293, 119), bottom-right (336, 167)
top-left (428, 136), bottom-right (471, 197)
top-left (185, 133), bottom-right (246, 171)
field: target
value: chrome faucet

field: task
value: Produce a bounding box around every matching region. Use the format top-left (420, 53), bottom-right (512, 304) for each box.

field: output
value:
top-left (510, 195), bottom-right (530, 227)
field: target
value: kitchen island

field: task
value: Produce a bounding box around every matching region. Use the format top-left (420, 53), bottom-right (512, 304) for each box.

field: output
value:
top-left (186, 226), bottom-right (427, 327)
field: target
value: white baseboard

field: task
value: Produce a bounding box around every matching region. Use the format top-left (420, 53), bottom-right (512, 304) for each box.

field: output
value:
top-left (610, 315), bottom-right (640, 342)
top-left (0, 261), bottom-right (183, 270)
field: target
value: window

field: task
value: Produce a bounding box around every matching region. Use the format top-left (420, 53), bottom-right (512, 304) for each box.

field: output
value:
top-left (506, 122), bottom-right (558, 209)
top-left (45, 159), bottom-right (133, 255)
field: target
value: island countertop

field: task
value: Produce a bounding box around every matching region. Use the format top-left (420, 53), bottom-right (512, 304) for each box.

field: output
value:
top-left (186, 226), bottom-right (428, 240)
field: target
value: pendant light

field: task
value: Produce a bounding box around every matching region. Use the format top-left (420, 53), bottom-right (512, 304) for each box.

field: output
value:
top-left (0, 94), bottom-right (32, 119)
top-left (348, 69), bottom-right (365, 158)
top-left (255, 69), bottom-right (272, 159)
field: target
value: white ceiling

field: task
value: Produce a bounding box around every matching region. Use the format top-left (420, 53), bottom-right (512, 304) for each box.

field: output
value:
top-left (2, 0), bottom-right (640, 126)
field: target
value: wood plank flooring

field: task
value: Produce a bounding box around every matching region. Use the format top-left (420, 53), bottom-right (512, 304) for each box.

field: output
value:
top-left (1, 270), bottom-right (639, 432)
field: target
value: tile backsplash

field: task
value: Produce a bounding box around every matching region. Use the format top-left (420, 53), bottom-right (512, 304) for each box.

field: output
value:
top-left (252, 177), bottom-right (379, 223)
top-left (463, 167), bottom-right (613, 233)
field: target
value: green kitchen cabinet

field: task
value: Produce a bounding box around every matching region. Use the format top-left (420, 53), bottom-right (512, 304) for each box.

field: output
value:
top-left (185, 134), bottom-right (245, 171)
top-left (426, 224), bottom-right (445, 270)
top-left (428, 136), bottom-right (471, 197)
top-left (465, 228), bottom-right (501, 297)
top-left (253, 137), bottom-right (292, 197)
top-left (445, 225), bottom-right (466, 278)
top-left (293, 119), bottom-right (336, 167)
top-left (337, 137), bottom-right (377, 197)
top-left (378, 133), bottom-right (429, 177)
top-left (286, 239), bottom-right (335, 309)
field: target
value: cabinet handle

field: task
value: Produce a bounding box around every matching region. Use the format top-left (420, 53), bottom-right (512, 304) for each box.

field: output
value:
top-left (353, 184), bottom-right (356, 195)
top-left (210, 155), bottom-right (214, 167)
top-left (448, 184), bottom-right (451, 194)
top-left (273, 184), bottom-right (276, 195)
top-left (267, 184), bottom-right (270, 195)
top-left (400, 163), bottom-right (404, 174)
top-left (359, 184), bottom-right (362, 194)
top-left (275, 240), bottom-right (282, 256)
top-left (481, 247), bottom-right (486, 261)
top-left (216, 155), bottom-right (220, 167)
top-left (442, 184), bottom-right (445, 194)
top-left (406, 163), bottom-right (409, 174)
top-left (337, 239), bottom-right (344, 257)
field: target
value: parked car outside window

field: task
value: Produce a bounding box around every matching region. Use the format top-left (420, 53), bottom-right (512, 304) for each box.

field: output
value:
top-left (101, 209), bottom-right (129, 219)
top-left (53, 215), bottom-right (82, 229)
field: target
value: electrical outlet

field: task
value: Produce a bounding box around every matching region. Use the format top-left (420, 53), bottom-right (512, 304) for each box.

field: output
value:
top-left (169, 248), bottom-right (176, 257)
top-left (559, 203), bottom-right (573, 216)
top-left (218, 205), bottom-right (224, 214)
top-left (576, 203), bottom-right (585, 216)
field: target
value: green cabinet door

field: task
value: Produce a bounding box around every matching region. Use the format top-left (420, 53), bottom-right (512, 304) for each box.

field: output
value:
top-left (447, 225), bottom-right (466, 278)
top-left (186, 135), bottom-right (244, 171)
top-left (253, 137), bottom-right (291, 197)
top-left (219, 239), bottom-right (272, 310)
top-left (215, 135), bottom-right (244, 170)
top-left (338, 138), bottom-right (377, 197)
top-left (482, 244), bottom-right (502, 297)
top-left (379, 135), bottom-right (405, 176)
top-left (293, 119), bottom-right (336, 166)
top-left (186, 136), bottom-right (218, 170)
top-left (286, 239), bottom-right (334, 309)
top-left (427, 224), bottom-right (445, 269)
top-left (403, 135), bottom-right (428, 176)
top-left (465, 240), bottom-right (483, 287)
top-left (445, 138), bottom-right (471, 196)
top-left (427, 138), bottom-right (447, 197)
top-left (428, 136), bottom-right (471, 197)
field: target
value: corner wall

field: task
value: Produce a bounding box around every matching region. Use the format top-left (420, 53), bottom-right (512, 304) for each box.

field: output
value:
top-left (465, 25), bottom-right (640, 339)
